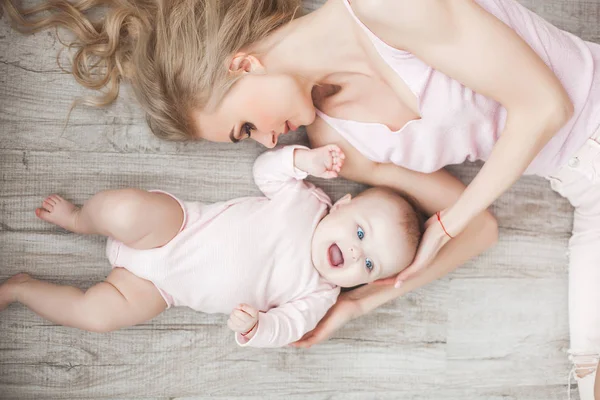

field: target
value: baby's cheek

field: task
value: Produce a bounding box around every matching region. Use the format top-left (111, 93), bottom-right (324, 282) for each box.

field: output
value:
top-left (344, 266), bottom-right (365, 286)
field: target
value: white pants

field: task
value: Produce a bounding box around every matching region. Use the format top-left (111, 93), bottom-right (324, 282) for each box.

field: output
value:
top-left (547, 128), bottom-right (600, 398)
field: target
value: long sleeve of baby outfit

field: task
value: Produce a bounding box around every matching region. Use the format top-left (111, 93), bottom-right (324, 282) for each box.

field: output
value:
top-left (252, 145), bottom-right (310, 198)
top-left (235, 286), bottom-right (340, 348)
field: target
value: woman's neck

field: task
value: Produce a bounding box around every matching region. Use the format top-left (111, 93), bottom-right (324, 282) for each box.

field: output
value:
top-left (250, 0), bottom-right (369, 87)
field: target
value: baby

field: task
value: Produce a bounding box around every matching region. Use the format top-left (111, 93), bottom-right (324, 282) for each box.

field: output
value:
top-left (0, 145), bottom-right (421, 347)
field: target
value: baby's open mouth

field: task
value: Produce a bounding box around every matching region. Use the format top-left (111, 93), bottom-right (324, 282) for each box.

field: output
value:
top-left (328, 243), bottom-right (344, 268)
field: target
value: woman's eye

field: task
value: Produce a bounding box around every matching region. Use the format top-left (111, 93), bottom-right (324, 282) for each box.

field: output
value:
top-left (357, 226), bottom-right (365, 240)
top-left (242, 122), bottom-right (255, 139)
top-left (365, 258), bottom-right (373, 272)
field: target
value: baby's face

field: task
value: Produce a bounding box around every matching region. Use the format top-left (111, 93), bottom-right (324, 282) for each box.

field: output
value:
top-left (311, 192), bottom-right (417, 288)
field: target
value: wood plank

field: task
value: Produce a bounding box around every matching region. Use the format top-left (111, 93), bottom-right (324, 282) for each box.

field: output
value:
top-left (519, 0), bottom-right (600, 42)
top-left (2, 0), bottom-right (596, 399)
top-left (0, 151), bottom-right (572, 233)
top-left (446, 279), bottom-right (569, 386)
top-left (0, 148), bottom-right (365, 227)
top-left (0, 284), bottom-right (447, 398)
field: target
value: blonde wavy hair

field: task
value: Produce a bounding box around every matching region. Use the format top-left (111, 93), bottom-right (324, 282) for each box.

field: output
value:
top-left (2, 0), bottom-right (301, 141)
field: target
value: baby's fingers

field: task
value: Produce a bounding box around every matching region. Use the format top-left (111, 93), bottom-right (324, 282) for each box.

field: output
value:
top-left (329, 145), bottom-right (345, 160)
top-left (231, 310), bottom-right (253, 326)
top-left (227, 317), bottom-right (242, 332)
top-left (321, 171), bottom-right (339, 179)
top-left (333, 155), bottom-right (345, 171)
top-left (230, 311), bottom-right (249, 325)
top-left (330, 149), bottom-right (345, 171)
top-left (323, 144), bottom-right (343, 156)
top-left (237, 304), bottom-right (258, 318)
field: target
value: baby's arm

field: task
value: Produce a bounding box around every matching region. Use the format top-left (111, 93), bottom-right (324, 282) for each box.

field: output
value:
top-left (252, 145), bottom-right (345, 198)
top-left (227, 288), bottom-right (340, 348)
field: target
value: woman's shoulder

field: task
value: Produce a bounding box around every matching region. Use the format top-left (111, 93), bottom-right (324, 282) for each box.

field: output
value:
top-left (348, 0), bottom-right (457, 48)
top-left (349, 0), bottom-right (454, 21)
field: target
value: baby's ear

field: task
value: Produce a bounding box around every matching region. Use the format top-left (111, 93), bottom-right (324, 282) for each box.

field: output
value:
top-left (330, 193), bottom-right (352, 212)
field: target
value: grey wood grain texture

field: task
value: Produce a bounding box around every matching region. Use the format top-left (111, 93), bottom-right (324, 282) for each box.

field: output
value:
top-left (1, 0), bottom-right (599, 399)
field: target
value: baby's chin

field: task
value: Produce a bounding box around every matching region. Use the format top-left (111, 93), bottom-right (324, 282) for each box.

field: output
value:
top-left (333, 278), bottom-right (368, 288)
top-left (314, 265), bottom-right (367, 288)
top-left (312, 259), bottom-right (334, 282)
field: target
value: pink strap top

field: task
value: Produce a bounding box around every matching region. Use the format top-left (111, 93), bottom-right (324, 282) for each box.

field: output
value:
top-left (316, 0), bottom-right (600, 176)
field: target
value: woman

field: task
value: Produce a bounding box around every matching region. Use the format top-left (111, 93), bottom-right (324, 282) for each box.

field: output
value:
top-left (4, 0), bottom-right (596, 397)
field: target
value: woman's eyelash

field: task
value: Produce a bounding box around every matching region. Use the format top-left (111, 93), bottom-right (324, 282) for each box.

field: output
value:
top-left (232, 122), bottom-right (255, 143)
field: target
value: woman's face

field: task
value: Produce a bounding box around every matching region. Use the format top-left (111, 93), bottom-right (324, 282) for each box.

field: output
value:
top-left (192, 70), bottom-right (316, 148)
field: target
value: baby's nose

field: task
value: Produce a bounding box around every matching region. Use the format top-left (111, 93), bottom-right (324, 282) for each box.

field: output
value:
top-left (349, 246), bottom-right (363, 260)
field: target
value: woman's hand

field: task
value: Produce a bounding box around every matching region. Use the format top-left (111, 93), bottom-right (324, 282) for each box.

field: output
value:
top-left (290, 292), bottom-right (361, 348)
top-left (294, 145), bottom-right (345, 179)
top-left (394, 209), bottom-right (464, 287)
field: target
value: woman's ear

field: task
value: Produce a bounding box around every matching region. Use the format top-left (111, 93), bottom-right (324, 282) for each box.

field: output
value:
top-left (229, 53), bottom-right (265, 74)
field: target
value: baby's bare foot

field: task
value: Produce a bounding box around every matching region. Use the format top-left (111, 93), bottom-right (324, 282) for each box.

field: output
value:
top-left (35, 194), bottom-right (81, 233)
top-left (0, 273), bottom-right (32, 311)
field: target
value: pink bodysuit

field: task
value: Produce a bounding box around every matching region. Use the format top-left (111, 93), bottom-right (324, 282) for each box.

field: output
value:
top-left (106, 146), bottom-right (340, 348)
top-left (317, 0), bottom-right (600, 176)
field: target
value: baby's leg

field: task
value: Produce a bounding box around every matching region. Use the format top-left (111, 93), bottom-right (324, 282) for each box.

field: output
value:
top-left (36, 189), bottom-right (184, 249)
top-left (0, 268), bottom-right (166, 332)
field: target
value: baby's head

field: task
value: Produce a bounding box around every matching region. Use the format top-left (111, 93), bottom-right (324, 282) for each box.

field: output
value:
top-left (311, 188), bottom-right (421, 287)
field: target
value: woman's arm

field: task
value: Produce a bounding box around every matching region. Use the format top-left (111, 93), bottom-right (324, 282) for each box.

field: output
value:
top-left (308, 117), bottom-right (498, 234)
top-left (292, 174), bottom-right (495, 346)
top-left (343, 0), bottom-right (572, 276)
top-left (292, 118), bottom-right (498, 347)
top-left (311, 116), bottom-right (498, 291)
top-left (353, 0), bottom-right (573, 230)
top-left (345, 207), bottom-right (494, 315)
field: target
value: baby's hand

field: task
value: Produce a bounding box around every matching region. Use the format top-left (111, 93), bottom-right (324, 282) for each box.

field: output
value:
top-left (228, 304), bottom-right (259, 339)
top-left (294, 145), bottom-right (346, 179)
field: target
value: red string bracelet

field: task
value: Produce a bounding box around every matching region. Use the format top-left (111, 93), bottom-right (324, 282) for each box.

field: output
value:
top-left (241, 321), bottom-right (258, 337)
top-left (436, 211), bottom-right (454, 239)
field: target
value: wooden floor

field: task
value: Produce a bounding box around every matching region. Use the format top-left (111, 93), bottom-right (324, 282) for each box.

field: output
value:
top-left (1, 1), bottom-right (599, 399)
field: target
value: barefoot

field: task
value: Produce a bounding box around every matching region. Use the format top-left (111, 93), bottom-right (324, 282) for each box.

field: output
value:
top-left (35, 194), bottom-right (81, 233)
top-left (0, 273), bottom-right (32, 311)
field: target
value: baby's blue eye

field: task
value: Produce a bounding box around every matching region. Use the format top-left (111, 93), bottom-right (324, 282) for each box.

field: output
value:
top-left (357, 226), bottom-right (365, 240)
top-left (365, 258), bottom-right (373, 271)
